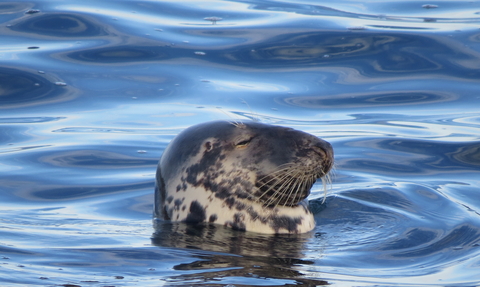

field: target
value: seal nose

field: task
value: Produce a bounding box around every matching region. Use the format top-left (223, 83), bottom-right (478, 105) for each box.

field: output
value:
top-left (312, 140), bottom-right (334, 173)
top-left (312, 141), bottom-right (333, 158)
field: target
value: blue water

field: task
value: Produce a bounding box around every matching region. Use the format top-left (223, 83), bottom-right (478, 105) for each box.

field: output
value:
top-left (1, 0), bottom-right (480, 286)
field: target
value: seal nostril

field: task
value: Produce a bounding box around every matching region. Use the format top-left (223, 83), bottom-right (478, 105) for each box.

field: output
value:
top-left (311, 141), bottom-right (334, 174)
top-left (313, 141), bottom-right (333, 157)
top-left (312, 146), bottom-right (327, 158)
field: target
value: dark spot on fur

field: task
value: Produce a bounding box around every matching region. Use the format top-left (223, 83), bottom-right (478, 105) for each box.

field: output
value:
top-left (182, 205), bottom-right (186, 211)
top-left (174, 198), bottom-right (183, 208)
top-left (228, 213), bottom-right (246, 231)
top-left (185, 143), bottom-right (223, 188)
top-left (166, 196), bottom-right (174, 204)
top-left (176, 184), bottom-right (181, 192)
top-left (185, 200), bottom-right (206, 223)
top-left (235, 201), bottom-right (247, 211)
top-left (225, 197), bottom-right (235, 209)
top-left (204, 179), bottom-right (218, 193)
top-left (227, 177), bottom-right (253, 199)
top-left (235, 191), bottom-right (250, 199)
top-left (215, 187), bottom-right (231, 199)
top-left (271, 216), bottom-right (302, 233)
top-left (246, 207), bottom-right (269, 224)
top-left (209, 214), bottom-right (218, 223)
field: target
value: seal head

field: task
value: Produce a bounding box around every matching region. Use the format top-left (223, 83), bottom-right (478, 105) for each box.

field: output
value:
top-left (154, 121), bottom-right (333, 234)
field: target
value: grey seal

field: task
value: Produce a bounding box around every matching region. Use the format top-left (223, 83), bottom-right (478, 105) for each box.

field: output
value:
top-left (154, 120), bottom-right (333, 234)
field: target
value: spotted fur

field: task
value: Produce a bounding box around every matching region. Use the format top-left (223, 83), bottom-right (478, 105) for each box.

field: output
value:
top-left (154, 121), bottom-right (333, 234)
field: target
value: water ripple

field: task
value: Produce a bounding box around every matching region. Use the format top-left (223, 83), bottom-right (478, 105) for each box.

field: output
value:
top-left (1, 0), bottom-right (480, 286)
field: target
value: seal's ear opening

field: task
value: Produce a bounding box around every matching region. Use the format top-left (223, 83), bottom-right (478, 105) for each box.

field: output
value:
top-left (204, 141), bottom-right (213, 152)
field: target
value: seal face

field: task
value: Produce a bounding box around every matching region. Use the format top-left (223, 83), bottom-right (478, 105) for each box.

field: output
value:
top-left (154, 121), bottom-right (334, 234)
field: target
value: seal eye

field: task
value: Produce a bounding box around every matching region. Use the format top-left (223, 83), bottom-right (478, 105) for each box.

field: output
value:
top-left (235, 138), bottom-right (252, 149)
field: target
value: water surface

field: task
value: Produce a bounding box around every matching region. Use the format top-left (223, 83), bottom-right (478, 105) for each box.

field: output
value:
top-left (1, 0), bottom-right (480, 286)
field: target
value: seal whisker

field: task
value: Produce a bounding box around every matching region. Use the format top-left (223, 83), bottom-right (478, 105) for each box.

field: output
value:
top-left (320, 172), bottom-right (333, 203)
top-left (272, 170), bottom-right (300, 208)
top-left (265, 171), bottom-right (300, 208)
top-left (257, 164), bottom-right (297, 180)
top-left (256, 170), bottom-right (292, 190)
top-left (255, 165), bottom-right (295, 187)
top-left (287, 169), bottom-right (305, 207)
top-left (255, 176), bottom-right (283, 202)
top-left (240, 98), bottom-right (260, 122)
top-left (296, 171), bottom-right (312, 207)
top-left (284, 171), bottom-right (302, 208)
top-left (255, 165), bottom-right (297, 200)
top-left (258, 162), bottom-right (319, 208)
top-left (310, 175), bottom-right (317, 202)
top-left (297, 172), bottom-right (311, 207)
top-left (278, 168), bottom-right (307, 208)
top-left (257, 161), bottom-right (333, 208)
top-left (321, 177), bottom-right (327, 203)
top-left (266, 167), bottom-right (298, 202)
top-left (216, 107), bottom-right (245, 128)
top-left (260, 170), bottom-right (295, 207)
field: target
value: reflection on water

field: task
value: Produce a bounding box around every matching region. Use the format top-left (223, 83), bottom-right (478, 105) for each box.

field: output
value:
top-left (153, 220), bottom-right (311, 258)
top-left (152, 221), bottom-right (329, 286)
top-left (67, 45), bottom-right (169, 63)
top-left (283, 91), bottom-right (456, 109)
top-left (0, 67), bottom-right (74, 108)
top-left (10, 13), bottom-right (108, 37)
top-left (1, 0), bottom-right (480, 286)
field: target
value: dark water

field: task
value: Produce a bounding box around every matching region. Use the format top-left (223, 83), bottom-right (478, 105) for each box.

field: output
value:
top-left (1, 0), bottom-right (480, 286)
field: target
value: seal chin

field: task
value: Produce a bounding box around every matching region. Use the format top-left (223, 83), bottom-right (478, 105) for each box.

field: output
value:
top-left (154, 120), bottom-right (334, 234)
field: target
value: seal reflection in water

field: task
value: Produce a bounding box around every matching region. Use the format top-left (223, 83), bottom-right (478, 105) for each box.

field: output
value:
top-left (154, 121), bottom-right (334, 234)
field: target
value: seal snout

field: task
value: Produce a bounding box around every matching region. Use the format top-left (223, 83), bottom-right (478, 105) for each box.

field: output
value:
top-left (311, 140), bottom-right (334, 175)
